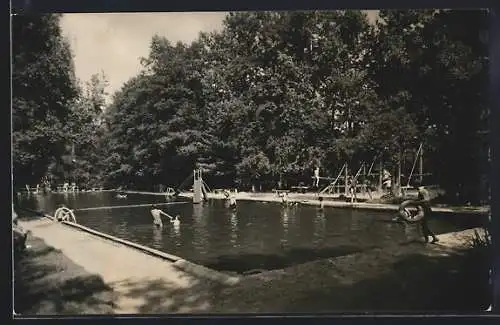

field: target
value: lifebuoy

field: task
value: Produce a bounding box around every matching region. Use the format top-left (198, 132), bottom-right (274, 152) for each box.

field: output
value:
top-left (54, 207), bottom-right (77, 223)
top-left (398, 200), bottom-right (426, 223)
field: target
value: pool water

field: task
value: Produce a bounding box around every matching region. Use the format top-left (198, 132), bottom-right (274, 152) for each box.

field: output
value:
top-left (18, 192), bottom-right (485, 273)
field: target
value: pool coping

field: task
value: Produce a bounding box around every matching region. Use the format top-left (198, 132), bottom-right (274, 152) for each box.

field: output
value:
top-left (17, 207), bottom-right (240, 286)
top-left (177, 193), bottom-right (489, 215)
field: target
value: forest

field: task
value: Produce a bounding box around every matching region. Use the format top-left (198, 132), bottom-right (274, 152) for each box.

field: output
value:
top-left (12, 10), bottom-right (490, 204)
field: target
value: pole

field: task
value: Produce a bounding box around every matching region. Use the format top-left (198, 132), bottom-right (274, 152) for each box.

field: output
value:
top-left (419, 143), bottom-right (424, 183)
top-left (345, 164), bottom-right (349, 196)
top-left (378, 161), bottom-right (383, 191)
top-left (398, 150), bottom-right (402, 195)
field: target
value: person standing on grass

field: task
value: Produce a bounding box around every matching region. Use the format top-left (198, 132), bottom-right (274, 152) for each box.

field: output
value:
top-left (417, 184), bottom-right (439, 243)
top-left (314, 166), bottom-right (320, 188)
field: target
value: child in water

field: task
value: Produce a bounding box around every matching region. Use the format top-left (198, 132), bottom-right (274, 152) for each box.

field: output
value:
top-left (229, 191), bottom-right (237, 209)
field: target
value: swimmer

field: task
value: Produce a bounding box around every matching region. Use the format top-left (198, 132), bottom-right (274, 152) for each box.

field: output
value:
top-left (227, 190), bottom-right (237, 209)
top-left (281, 192), bottom-right (297, 207)
top-left (171, 215), bottom-right (181, 226)
top-left (318, 196), bottom-right (324, 210)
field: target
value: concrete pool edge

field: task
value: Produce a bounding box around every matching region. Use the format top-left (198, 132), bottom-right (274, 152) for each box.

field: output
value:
top-left (17, 207), bottom-right (240, 286)
top-left (59, 221), bottom-right (241, 286)
top-left (177, 192), bottom-right (489, 215)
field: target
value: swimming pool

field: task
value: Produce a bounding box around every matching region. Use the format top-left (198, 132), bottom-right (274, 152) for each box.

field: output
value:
top-left (18, 191), bottom-right (486, 273)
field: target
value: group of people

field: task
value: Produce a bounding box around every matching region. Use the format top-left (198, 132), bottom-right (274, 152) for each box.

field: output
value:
top-left (150, 205), bottom-right (180, 228)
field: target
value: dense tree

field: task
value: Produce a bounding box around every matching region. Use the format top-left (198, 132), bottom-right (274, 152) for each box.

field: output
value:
top-left (370, 9), bottom-right (489, 202)
top-left (12, 14), bottom-right (79, 188)
top-left (13, 10), bottom-right (489, 203)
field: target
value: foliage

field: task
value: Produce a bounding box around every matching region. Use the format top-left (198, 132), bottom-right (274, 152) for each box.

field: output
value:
top-left (12, 14), bottom-right (79, 187)
top-left (12, 10), bottom-right (490, 202)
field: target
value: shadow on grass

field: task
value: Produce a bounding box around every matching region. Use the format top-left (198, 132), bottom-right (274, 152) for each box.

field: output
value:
top-left (204, 245), bottom-right (377, 274)
top-left (275, 247), bottom-right (492, 313)
top-left (13, 237), bottom-right (117, 315)
top-left (108, 244), bottom-right (491, 314)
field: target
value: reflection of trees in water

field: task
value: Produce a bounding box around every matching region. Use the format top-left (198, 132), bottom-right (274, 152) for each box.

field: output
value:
top-left (152, 226), bottom-right (163, 250)
top-left (33, 194), bottom-right (50, 214)
top-left (350, 211), bottom-right (363, 231)
top-left (171, 224), bottom-right (181, 246)
top-left (229, 212), bottom-right (238, 247)
top-left (191, 203), bottom-right (208, 252)
top-left (313, 209), bottom-right (326, 245)
top-left (281, 208), bottom-right (289, 236)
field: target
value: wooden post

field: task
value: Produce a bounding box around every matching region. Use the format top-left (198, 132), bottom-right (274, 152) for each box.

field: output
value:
top-left (419, 144), bottom-right (424, 183)
top-left (378, 161), bottom-right (383, 191)
top-left (398, 150), bottom-right (402, 196)
top-left (345, 164), bottom-right (349, 196)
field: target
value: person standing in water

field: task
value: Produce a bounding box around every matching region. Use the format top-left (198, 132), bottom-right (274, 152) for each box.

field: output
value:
top-left (151, 205), bottom-right (181, 227)
top-left (229, 190), bottom-right (237, 209)
top-left (150, 205), bottom-right (164, 228)
top-left (318, 196), bottom-right (324, 210)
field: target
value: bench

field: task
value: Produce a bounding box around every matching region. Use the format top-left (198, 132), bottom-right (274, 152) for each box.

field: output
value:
top-left (291, 186), bottom-right (309, 193)
top-left (273, 189), bottom-right (290, 197)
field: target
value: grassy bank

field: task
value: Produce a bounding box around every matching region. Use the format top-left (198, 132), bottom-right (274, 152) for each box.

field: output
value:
top-left (208, 242), bottom-right (492, 312)
top-left (13, 235), bottom-right (116, 315)
top-left (13, 220), bottom-right (491, 314)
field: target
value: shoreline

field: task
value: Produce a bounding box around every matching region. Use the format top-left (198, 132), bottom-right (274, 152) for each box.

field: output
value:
top-left (20, 189), bottom-right (489, 215)
top-left (176, 192), bottom-right (489, 215)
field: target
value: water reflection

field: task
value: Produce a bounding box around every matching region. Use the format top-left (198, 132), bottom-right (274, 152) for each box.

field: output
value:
top-left (281, 208), bottom-right (289, 234)
top-left (230, 212), bottom-right (238, 247)
top-left (350, 210), bottom-right (363, 231)
top-left (152, 225), bottom-right (164, 250)
top-left (170, 223), bottom-right (181, 246)
top-left (313, 208), bottom-right (326, 246)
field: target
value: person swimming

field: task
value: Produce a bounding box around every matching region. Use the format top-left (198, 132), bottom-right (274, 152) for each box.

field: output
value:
top-left (318, 196), bottom-right (324, 210)
top-left (171, 215), bottom-right (181, 226)
top-left (281, 192), bottom-right (298, 207)
top-left (226, 190), bottom-right (237, 209)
